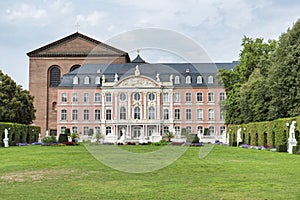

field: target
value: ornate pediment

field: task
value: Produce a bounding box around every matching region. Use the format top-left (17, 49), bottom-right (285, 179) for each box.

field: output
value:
top-left (117, 77), bottom-right (157, 88)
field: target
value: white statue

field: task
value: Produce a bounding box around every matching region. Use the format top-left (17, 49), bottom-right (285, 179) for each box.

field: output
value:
top-left (3, 129), bottom-right (9, 147)
top-left (237, 128), bottom-right (242, 145)
top-left (38, 133), bottom-right (42, 143)
top-left (289, 120), bottom-right (296, 140)
top-left (135, 65), bottom-right (140, 76)
top-left (114, 73), bottom-right (118, 82)
top-left (169, 74), bottom-right (173, 82)
top-left (4, 129), bottom-right (8, 139)
top-left (102, 74), bottom-right (106, 83)
top-left (121, 128), bottom-right (125, 136)
top-left (156, 73), bottom-right (160, 82)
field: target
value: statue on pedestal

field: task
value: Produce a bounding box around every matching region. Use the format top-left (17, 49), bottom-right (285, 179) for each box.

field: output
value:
top-left (3, 129), bottom-right (9, 147)
top-left (288, 120), bottom-right (297, 154)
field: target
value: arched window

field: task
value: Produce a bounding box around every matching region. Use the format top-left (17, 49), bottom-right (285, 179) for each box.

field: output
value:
top-left (134, 107), bottom-right (141, 119)
top-left (186, 76), bottom-right (191, 84)
top-left (49, 66), bottom-right (61, 87)
top-left (70, 64), bottom-right (80, 72)
top-left (73, 76), bottom-right (79, 84)
top-left (148, 107), bottom-right (155, 120)
top-left (174, 76), bottom-right (180, 84)
top-left (95, 76), bottom-right (101, 84)
top-left (52, 102), bottom-right (57, 111)
top-left (84, 76), bottom-right (90, 84)
top-left (197, 76), bottom-right (202, 84)
top-left (208, 75), bottom-right (214, 84)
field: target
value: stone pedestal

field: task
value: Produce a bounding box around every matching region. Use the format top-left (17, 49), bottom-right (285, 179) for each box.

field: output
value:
top-left (139, 135), bottom-right (148, 144)
top-left (288, 138), bottom-right (297, 154)
top-left (150, 135), bottom-right (162, 143)
top-left (3, 138), bottom-right (9, 148)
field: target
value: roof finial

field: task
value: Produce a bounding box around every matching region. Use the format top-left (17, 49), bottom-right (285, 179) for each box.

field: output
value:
top-left (75, 22), bottom-right (80, 32)
top-left (137, 49), bottom-right (140, 55)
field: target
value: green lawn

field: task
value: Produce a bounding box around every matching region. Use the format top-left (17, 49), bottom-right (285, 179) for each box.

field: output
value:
top-left (0, 144), bottom-right (299, 200)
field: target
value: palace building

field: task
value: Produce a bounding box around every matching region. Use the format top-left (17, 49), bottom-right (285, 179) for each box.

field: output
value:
top-left (28, 32), bottom-right (237, 142)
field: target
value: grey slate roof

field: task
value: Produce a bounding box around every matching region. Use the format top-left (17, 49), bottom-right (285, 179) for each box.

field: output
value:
top-left (59, 58), bottom-right (238, 88)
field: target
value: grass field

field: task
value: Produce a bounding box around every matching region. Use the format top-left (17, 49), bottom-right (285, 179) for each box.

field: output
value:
top-left (0, 144), bottom-right (300, 200)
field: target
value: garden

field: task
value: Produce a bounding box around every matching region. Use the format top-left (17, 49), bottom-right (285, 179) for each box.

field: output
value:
top-left (0, 144), bottom-right (300, 199)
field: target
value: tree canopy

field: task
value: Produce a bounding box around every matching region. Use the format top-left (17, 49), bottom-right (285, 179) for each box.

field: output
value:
top-left (0, 70), bottom-right (35, 124)
top-left (219, 19), bottom-right (300, 124)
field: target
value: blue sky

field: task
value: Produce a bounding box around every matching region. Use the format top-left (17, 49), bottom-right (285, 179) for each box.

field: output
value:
top-left (0, 0), bottom-right (299, 88)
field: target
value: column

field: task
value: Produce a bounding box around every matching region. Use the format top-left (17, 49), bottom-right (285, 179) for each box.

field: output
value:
top-left (101, 92), bottom-right (105, 134)
top-left (127, 92), bottom-right (131, 119)
top-left (169, 91), bottom-right (174, 132)
top-left (114, 92), bottom-right (118, 120)
top-left (157, 92), bottom-right (161, 120)
top-left (143, 92), bottom-right (147, 120)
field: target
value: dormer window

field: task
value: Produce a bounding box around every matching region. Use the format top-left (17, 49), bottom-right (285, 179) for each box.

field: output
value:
top-left (73, 76), bottom-right (79, 85)
top-left (208, 75), bottom-right (214, 84)
top-left (197, 76), bottom-right (202, 84)
top-left (95, 76), bottom-right (101, 84)
top-left (186, 68), bottom-right (190, 73)
top-left (84, 76), bottom-right (90, 84)
top-left (174, 76), bottom-right (180, 84)
top-left (186, 76), bottom-right (191, 84)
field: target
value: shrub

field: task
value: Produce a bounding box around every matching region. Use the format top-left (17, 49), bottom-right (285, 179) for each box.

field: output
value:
top-left (58, 134), bottom-right (68, 143)
top-left (278, 144), bottom-right (287, 152)
top-left (65, 128), bottom-right (71, 136)
top-left (42, 136), bottom-right (57, 144)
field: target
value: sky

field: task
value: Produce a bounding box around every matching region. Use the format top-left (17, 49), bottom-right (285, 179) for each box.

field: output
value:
top-left (0, 0), bottom-right (299, 89)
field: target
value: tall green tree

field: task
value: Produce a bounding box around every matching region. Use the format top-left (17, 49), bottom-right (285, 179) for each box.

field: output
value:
top-left (0, 70), bottom-right (35, 124)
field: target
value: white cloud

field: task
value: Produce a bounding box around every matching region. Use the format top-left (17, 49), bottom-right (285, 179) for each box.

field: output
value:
top-left (5, 4), bottom-right (47, 21)
top-left (76, 11), bottom-right (107, 27)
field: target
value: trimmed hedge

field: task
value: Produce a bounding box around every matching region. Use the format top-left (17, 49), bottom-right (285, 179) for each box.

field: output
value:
top-left (0, 122), bottom-right (40, 147)
top-left (228, 116), bottom-right (300, 148)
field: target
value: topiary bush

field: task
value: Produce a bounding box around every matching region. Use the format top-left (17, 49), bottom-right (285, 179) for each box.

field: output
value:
top-left (58, 134), bottom-right (68, 143)
top-left (42, 136), bottom-right (57, 144)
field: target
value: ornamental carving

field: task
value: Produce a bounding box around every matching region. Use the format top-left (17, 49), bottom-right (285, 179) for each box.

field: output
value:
top-left (118, 77), bottom-right (156, 87)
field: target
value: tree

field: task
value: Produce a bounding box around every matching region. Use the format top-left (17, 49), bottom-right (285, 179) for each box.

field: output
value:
top-left (267, 20), bottom-right (300, 120)
top-left (0, 70), bottom-right (35, 124)
top-left (163, 131), bottom-right (174, 142)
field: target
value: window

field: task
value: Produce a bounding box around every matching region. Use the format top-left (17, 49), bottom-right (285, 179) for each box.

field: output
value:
top-left (186, 126), bottom-right (192, 134)
top-left (220, 126), bottom-right (226, 135)
top-left (94, 126), bottom-right (101, 134)
top-left (175, 126), bottom-right (180, 135)
top-left (197, 126), bottom-right (203, 134)
top-left (106, 127), bottom-right (112, 135)
top-left (84, 109), bottom-right (89, 120)
top-left (83, 127), bottom-right (89, 135)
top-left (61, 126), bottom-right (66, 134)
top-left (84, 93), bottom-right (90, 103)
top-left (197, 109), bottom-right (203, 120)
top-left (73, 76), bottom-right (79, 84)
top-left (134, 107), bottom-right (141, 119)
top-left (208, 92), bottom-right (214, 102)
top-left (208, 75), bottom-right (214, 84)
top-left (175, 109), bottom-right (180, 120)
top-left (72, 126), bottom-right (78, 133)
top-left (70, 64), bottom-right (80, 72)
top-left (95, 109), bottom-right (101, 120)
top-left (72, 109), bottom-right (78, 121)
top-left (163, 109), bottom-right (169, 120)
top-left (49, 66), bottom-right (60, 87)
top-left (220, 109), bottom-right (225, 121)
top-left (94, 93), bottom-right (101, 103)
top-left (185, 76), bottom-right (191, 84)
top-left (148, 93), bottom-right (155, 101)
top-left (120, 93), bottom-right (126, 101)
top-left (95, 76), bottom-right (101, 84)
top-left (106, 109), bottom-right (111, 120)
top-left (163, 126), bottom-right (169, 133)
top-left (197, 76), bottom-right (202, 84)
top-left (219, 92), bottom-right (225, 101)
top-left (186, 109), bottom-right (192, 120)
top-left (72, 93), bottom-right (78, 103)
top-left (196, 92), bottom-right (203, 102)
top-left (186, 68), bottom-right (190, 73)
top-left (208, 126), bottom-right (215, 135)
top-left (174, 93), bottom-right (180, 102)
top-left (84, 76), bottom-right (90, 84)
top-left (134, 93), bottom-right (140, 101)
top-left (61, 93), bottom-right (67, 103)
top-left (106, 93), bottom-right (112, 102)
top-left (61, 109), bottom-right (67, 121)
top-left (208, 109), bottom-right (215, 120)
top-left (52, 102), bottom-right (57, 111)
top-left (185, 93), bottom-right (192, 102)
top-left (148, 107), bottom-right (155, 120)
top-left (174, 76), bottom-right (180, 84)
top-left (163, 93), bottom-right (169, 102)
top-left (120, 107), bottom-right (126, 120)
